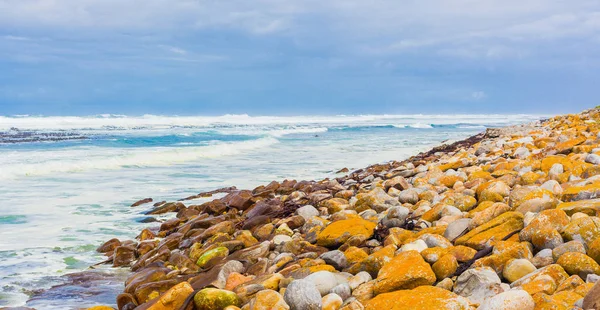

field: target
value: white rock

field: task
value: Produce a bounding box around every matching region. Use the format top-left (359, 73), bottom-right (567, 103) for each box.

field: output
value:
top-left (477, 289), bottom-right (534, 310)
top-left (304, 271), bottom-right (346, 296)
top-left (586, 153), bottom-right (600, 165)
top-left (513, 147), bottom-right (530, 159)
top-left (348, 271), bottom-right (372, 290)
top-left (453, 267), bottom-right (505, 305)
top-left (296, 205), bottom-right (320, 220)
top-left (284, 280), bottom-right (322, 310)
top-left (540, 180), bottom-right (563, 195)
top-left (444, 218), bottom-right (471, 242)
top-left (399, 239), bottom-right (428, 253)
top-left (273, 234), bottom-right (292, 245)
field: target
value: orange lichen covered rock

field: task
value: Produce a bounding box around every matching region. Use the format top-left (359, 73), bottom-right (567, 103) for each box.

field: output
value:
top-left (556, 252), bottom-right (600, 279)
top-left (557, 199), bottom-right (600, 216)
top-left (519, 209), bottom-right (569, 242)
top-left (562, 216), bottom-right (600, 245)
top-left (373, 250), bottom-right (435, 295)
top-left (455, 212), bottom-right (524, 250)
top-left (146, 281), bottom-right (195, 310)
top-left (365, 285), bottom-right (471, 310)
top-left (562, 182), bottom-right (600, 202)
top-left (316, 218), bottom-right (376, 247)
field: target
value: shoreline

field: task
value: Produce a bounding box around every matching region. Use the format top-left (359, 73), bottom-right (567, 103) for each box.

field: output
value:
top-left (25, 108), bottom-right (600, 309)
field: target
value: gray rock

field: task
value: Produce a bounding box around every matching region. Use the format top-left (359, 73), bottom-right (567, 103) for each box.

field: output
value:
top-left (348, 271), bottom-right (372, 290)
top-left (320, 250), bottom-right (348, 270)
top-left (453, 267), bottom-right (505, 305)
top-left (586, 153), bottom-right (600, 165)
top-left (587, 274), bottom-right (600, 283)
top-left (584, 280), bottom-right (600, 309)
top-left (283, 279), bottom-right (322, 310)
top-left (330, 283), bottom-right (352, 301)
top-left (386, 205), bottom-right (410, 221)
top-left (304, 271), bottom-right (344, 296)
top-left (444, 218), bottom-right (471, 242)
top-left (398, 189), bottom-right (419, 204)
top-left (296, 205), bottom-right (320, 220)
top-left (513, 147), bottom-right (530, 159)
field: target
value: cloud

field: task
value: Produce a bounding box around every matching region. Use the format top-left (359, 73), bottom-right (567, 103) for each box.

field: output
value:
top-left (471, 91), bottom-right (487, 100)
top-left (159, 45), bottom-right (187, 55)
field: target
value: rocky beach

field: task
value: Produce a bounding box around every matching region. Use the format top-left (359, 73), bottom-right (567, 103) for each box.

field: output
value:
top-left (16, 107), bottom-right (600, 310)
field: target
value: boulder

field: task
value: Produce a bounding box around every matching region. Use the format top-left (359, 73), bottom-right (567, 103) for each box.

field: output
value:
top-left (283, 280), bottom-right (322, 310)
top-left (373, 250), bottom-right (435, 295)
top-left (365, 286), bottom-right (470, 310)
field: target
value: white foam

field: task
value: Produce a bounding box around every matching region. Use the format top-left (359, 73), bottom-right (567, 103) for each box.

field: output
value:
top-left (0, 114), bottom-right (545, 131)
top-left (408, 123), bottom-right (433, 129)
top-left (0, 137), bottom-right (279, 180)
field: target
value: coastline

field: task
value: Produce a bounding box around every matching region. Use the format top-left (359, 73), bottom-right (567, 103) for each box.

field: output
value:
top-left (26, 108), bottom-right (600, 309)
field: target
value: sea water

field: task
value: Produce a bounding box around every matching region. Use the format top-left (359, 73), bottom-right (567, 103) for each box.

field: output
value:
top-left (0, 114), bottom-right (542, 307)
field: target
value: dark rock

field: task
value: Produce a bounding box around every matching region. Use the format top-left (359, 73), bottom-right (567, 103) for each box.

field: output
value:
top-left (131, 198), bottom-right (153, 207)
top-left (113, 245), bottom-right (137, 267)
top-left (97, 238), bottom-right (121, 253)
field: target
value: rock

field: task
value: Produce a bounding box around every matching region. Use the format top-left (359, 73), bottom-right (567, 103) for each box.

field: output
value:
top-left (196, 247), bottom-right (229, 268)
top-left (478, 181), bottom-right (511, 202)
top-left (304, 271), bottom-right (344, 296)
top-left (222, 190), bottom-right (254, 210)
top-left (454, 212), bottom-right (524, 250)
top-left (399, 239), bottom-right (428, 253)
top-left (562, 183), bottom-right (600, 202)
top-left (273, 235), bottom-right (292, 245)
top-left (453, 267), bottom-right (504, 305)
top-left (283, 280), bottom-right (322, 310)
top-left (249, 289), bottom-right (289, 310)
top-left (322, 293), bottom-right (343, 310)
top-left (531, 249), bottom-right (554, 268)
top-left (131, 198), bottom-right (153, 207)
top-left (97, 238), bottom-right (121, 253)
top-left (562, 216), bottom-right (600, 245)
top-left (583, 280), bottom-right (600, 309)
top-left (552, 240), bottom-right (586, 261)
top-left (353, 187), bottom-right (400, 212)
top-left (444, 219), bottom-right (471, 242)
top-left (470, 202), bottom-right (510, 229)
top-left (477, 289), bottom-right (534, 310)
top-left (519, 209), bottom-right (569, 242)
top-left (194, 288), bottom-right (241, 310)
top-left (296, 205), bottom-right (320, 220)
top-left (531, 228), bottom-right (563, 250)
top-left (386, 206), bottom-right (410, 222)
top-left (557, 252), bottom-right (600, 279)
top-left (398, 189), bottom-right (419, 204)
top-left (586, 153), bottom-right (600, 165)
top-left (503, 259), bottom-right (537, 283)
top-left (320, 250), bottom-right (348, 270)
top-left (365, 285), bottom-right (470, 310)
top-left (213, 260), bottom-right (245, 289)
top-left (112, 246), bottom-right (136, 267)
top-left (146, 281), bottom-right (194, 310)
top-left (432, 254), bottom-right (458, 281)
top-left (348, 272), bottom-right (372, 290)
top-left (330, 283), bottom-right (352, 301)
top-left (316, 218), bottom-right (376, 247)
top-left (373, 250), bottom-right (436, 295)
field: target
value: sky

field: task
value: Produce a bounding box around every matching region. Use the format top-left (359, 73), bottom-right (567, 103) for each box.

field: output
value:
top-left (0, 0), bottom-right (599, 116)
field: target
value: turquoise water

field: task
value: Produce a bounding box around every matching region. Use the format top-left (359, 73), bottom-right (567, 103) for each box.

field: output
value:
top-left (0, 114), bottom-right (541, 307)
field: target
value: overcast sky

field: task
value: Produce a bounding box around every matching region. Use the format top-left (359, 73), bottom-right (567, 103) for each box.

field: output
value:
top-left (1, 0), bottom-right (599, 115)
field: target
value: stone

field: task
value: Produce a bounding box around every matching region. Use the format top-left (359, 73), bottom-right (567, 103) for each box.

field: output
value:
top-left (97, 238), bottom-right (121, 253)
top-left (283, 280), bottom-right (322, 310)
top-left (503, 259), bottom-right (537, 283)
top-left (365, 285), bottom-right (470, 310)
top-left (398, 189), bottom-right (419, 204)
top-left (583, 280), bottom-right (600, 309)
top-left (470, 202), bottom-right (510, 229)
top-left (587, 153), bottom-right (600, 165)
top-left (197, 247), bottom-right (229, 268)
top-left (249, 289), bottom-right (289, 310)
top-left (562, 216), bottom-right (600, 245)
top-left (443, 219), bottom-right (471, 242)
top-left (273, 235), bottom-right (292, 245)
top-left (322, 293), bottom-right (343, 310)
top-left (146, 281), bottom-right (194, 310)
top-left (348, 272), bottom-right (372, 290)
top-left (316, 218), bottom-right (376, 247)
top-left (432, 254), bottom-right (458, 281)
top-left (112, 245), bottom-right (136, 267)
top-left (304, 271), bottom-right (344, 296)
top-left (373, 250), bottom-right (436, 295)
top-left (557, 252), bottom-right (600, 279)
top-left (320, 250), bottom-right (348, 270)
top-left (213, 260), bottom-right (245, 289)
top-left (519, 209), bottom-right (569, 242)
top-left (330, 283), bottom-right (352, 301)
top-left (353, 187), bottom-right (400, 212)
top-left (454, 211), bottom-right (524, 250)
top-left (552, 241), bottom-right (586, 261)
top-left (453, 267), bottom-right (504, 305)
top-left (478, 180), bottom-right (511, 202)
top-left (194, 288), bottom-right (241, 310)
top-left (296, 205), bottom-right (320, 220)
top-left (477, 289), bottom-right (534, 310)
top-left (399, 239), bottom-right (428, 253)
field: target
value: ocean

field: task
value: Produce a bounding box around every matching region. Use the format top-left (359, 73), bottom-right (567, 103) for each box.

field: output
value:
top-left (0, 114), bottom-right (542, 307)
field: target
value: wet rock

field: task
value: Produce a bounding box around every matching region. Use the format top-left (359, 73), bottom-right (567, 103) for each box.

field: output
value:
top-left (283, 280), bottom-right (322, 310)
top-left (145, 202), bottom-right (185, 215)
top-left (113, 246), bottom-right (136, 267)
top-left (194, 288), bottom-right (241, 310)
top-left (145, 281), bottom-right (194, 310)
top-left (97, 238), bottom-right (121, 253)
top-left (131, 198), bottom-right (153, 207)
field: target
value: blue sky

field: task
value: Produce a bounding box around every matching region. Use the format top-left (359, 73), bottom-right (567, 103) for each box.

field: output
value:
top-left (0, 0), bottom-right (599, 115)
